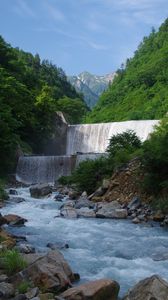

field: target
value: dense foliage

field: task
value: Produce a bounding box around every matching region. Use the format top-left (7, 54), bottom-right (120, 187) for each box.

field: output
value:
top-left (142, 117), bottom-right (168, 195)
top-left (85, 19), bottom-right (168, 123)
top-left (0, 36), bottom-right (88, 174)
top-left (59, 131), bottom-right (141, 194)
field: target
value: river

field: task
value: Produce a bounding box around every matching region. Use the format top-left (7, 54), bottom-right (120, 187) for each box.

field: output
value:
top-left (2, 187), bottom-right (168, 297)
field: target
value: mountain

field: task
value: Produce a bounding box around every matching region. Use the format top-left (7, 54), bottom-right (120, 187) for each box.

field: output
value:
top-left (68, 71), bottom-right (116, 108)
top-left (85, 19), bottom-right (168, 123)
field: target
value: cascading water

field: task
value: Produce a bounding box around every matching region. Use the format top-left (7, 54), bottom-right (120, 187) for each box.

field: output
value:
top-left (16, 155), bottom-right (76, 184)
top-left (16, 120), bottom-right (159, 184)
top-left (66, 120), bottom-right (159, 155)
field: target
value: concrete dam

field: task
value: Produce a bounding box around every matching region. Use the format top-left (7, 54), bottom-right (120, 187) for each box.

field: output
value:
top-left (16, 120), bottom-right (159, 184)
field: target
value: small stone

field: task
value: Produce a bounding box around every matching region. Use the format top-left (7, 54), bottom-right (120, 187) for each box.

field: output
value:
top-left (26, 287), bottom-right (39, 299)
top-left (132, 217), bottom-right (140, 224)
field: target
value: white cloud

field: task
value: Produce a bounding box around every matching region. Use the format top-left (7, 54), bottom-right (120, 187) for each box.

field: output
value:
top-left (44, 2), bottom-right (66, 22)
top-left (13, 0), bottom-right (36, 18)
top-left (87, 41), bottom-right (109, 50)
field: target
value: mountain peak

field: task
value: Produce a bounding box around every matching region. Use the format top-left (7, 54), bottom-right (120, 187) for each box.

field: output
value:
top-left (69, 71), bottom-right (116, 108)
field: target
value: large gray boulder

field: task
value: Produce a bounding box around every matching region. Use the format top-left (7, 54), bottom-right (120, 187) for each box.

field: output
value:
top-left (30, 184), bottom-right (52, 198)
top-left (76, 207), bottom-right (96, 218)
top-left (0, 282), bottom-right (15, 299)
top-left (60, 207), bottom-right (77, 218)
top-left (59, 278), bottom-right (120, 300)
top-left (11, 250), bottom-right (76, 293)
top-left (123, 275), bottom-right (168, 300)
top-left (96, 201), bottom-right (127, 219)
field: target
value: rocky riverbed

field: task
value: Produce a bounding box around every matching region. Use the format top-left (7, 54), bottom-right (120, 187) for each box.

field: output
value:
top-left (1, 185), bottom-right (168, 299)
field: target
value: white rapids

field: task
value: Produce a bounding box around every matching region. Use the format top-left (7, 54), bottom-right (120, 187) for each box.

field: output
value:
top-left (2, 187), bottom-right (168, 297)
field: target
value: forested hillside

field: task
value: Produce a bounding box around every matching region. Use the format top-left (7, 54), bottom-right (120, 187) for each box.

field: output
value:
top-left (0, 36), bottom-right (88, 174)
top-left (86, 19), bottom-right (168, 123)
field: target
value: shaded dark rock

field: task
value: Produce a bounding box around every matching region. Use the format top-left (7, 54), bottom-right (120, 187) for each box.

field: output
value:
top-left (30, 184), bottom-right (52, 198)
top-left (46, 242), bottom-right (69, 250)
top-left (127, 196), bottom-right (141, 210)
top-left (0, 213), bottom-right (7, 226)
top-left (9, 189), bottom-right (18, 195)
top-left (0, 282), bottom-right (15, 299)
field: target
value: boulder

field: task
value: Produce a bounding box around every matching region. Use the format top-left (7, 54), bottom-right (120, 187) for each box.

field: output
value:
top-left (68, 190), bottom-right (80, 200)
top-left (3, 214), bottom-right (27, 226)
top-left (39, 293), bottom-right (54, 300)
top-left (76, 208), bottom-right (96, 218)
top-left (123, 275), bottom-right (168, 300)
top-left (60, 207), bottom-right (77, 219)
top-left (127, 196), bottom-right (141, 210)
top-left (16, 250), bottom-right (76, 293)
top-left (59, 279), bottom-right (119, 300)
top-left (96, 202), bottom-right (127, 219)
top-left (9, 196), bottom-right (25, 203)
top-left (30, 184), bottom-right (52, 198)
top-left (0, 282), bottom-right (15, 299)
top-left (75, 199), bottom-right (95, 209)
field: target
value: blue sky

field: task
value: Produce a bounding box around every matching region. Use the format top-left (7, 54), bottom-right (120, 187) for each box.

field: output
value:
top-left (0, 0), bottom-right (168, 75)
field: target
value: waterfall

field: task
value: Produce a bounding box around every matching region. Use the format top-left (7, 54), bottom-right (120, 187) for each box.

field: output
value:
top-left (66, 120), bottom-right (159, 155)
top-left (16, 120), bottom-right (159, 184)
top-left (16, 155), bottom-right (76, 184)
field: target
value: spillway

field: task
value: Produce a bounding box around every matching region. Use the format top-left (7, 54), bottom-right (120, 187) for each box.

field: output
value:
top-left (66, 120), bottom-right (159, 155)
top-left (16, 155), bottom-right (76, 184)
top-left (16, 120), bottom-right (159, 184)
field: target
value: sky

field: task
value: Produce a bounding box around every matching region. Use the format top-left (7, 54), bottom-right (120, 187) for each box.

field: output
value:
top-left (0, 0), bottom-right (168, 76)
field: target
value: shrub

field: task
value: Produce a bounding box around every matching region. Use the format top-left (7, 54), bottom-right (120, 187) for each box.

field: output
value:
top-left (58, 175), bottom-right (73, 186)
top-left (1, 249), bottom-right (27, 275)
top-left (107, 130), bottom-right (141, 158)
top-left (151, 195), bottom-right (168, 214)
top-left (69, 157), bottom-right (112, 194)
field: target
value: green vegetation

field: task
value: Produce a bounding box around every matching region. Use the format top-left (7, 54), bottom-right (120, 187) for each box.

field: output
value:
top-left (0, 36), bottom-right (88, 175)
top-left (0, 249), bottom-right (27, 275)
top-left (17, 281), bottom-right (31, 294)
top-left (59, 131), bottom-right (141, 194)
top-left (142, 117), bottom-right (168, 195)
top-left (0, 179), bottom-right (8, 200)
top-left (85, 19), bottom-right (168, 123)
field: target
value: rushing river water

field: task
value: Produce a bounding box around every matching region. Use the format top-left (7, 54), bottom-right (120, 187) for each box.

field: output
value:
top-left (2, 187), bottom-right (168, 297)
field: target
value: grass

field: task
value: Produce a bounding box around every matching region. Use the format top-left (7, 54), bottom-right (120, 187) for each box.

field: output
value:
top-left (0, 249), bottom-right (27, 275)
top-left (17, 281), bottom-right (31, 294)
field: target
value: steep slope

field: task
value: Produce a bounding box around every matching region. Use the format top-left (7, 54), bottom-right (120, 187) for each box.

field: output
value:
top-left (0, 36), bottom-right (88, 173)
top-left (69, 71), bottom-right (116, 108)
top-left (86, 19), bottom-right (168, 123)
